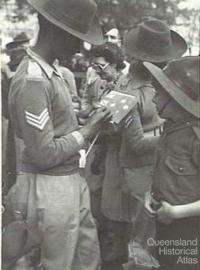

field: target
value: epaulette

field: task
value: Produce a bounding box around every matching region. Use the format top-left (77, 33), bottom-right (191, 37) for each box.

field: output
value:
top-left (192, 126), bottom-right (200, 141)
top-left (27, 61), bottom-right (43, 80)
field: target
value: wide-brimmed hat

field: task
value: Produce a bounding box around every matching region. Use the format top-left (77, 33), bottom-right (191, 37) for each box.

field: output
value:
top-left (144, 56), bottom-right (200, 118)
top-left (124, 19), bottom-right (187, 62)
top-left (6, 32), bottom-right (30, 50)
top-left (27, 0), bottom-right (103, 45)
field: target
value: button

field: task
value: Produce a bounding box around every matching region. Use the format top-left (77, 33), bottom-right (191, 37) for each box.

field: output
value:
top-left (178, 167), bottom-right (184, 172)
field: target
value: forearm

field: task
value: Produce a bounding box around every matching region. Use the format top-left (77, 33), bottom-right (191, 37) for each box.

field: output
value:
top-left (172, 200), bottom-right (200, 219)
top-left (130, 135), bottom-right (159, 154)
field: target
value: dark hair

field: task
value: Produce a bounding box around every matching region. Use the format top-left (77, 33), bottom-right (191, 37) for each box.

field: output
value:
top-left (90, 42), bottom-right (125, 71)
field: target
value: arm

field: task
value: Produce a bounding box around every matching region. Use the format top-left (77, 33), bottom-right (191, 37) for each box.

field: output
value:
top-left (156, 200), bottom-right (200, 225)
top-left (13, 77), bottom-right (110, 170)
top-left (123, 106), bottom-right (159, 155)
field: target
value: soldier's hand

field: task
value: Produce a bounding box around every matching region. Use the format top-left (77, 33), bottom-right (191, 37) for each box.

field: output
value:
top-left (144, 191), bottom-right (157, 217)
top-left (80, 107), bottom-right (112, 139)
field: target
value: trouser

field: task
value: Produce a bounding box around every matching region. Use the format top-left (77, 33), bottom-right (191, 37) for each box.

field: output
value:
top-left (130, 197), bottom-right (156, 251)
top-left (123, 167), bottom-right (155, 250)
top-left (90, 189), bottom-right (130, 270)
top-left (5, 172), bottom-right (101, 270)
top-left (155, 217), bottom-right (200, 270)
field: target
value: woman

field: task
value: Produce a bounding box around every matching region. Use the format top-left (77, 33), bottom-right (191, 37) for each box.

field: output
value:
top-left (83, 42), bottom-right (129, 270)
top-left (81, 42), bottom-right (125, 115)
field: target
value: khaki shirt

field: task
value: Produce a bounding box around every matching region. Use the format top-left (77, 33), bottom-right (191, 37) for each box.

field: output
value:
top-left (152, 121), bottom-right (200, 205)
top-left (9, 49), bottom-right (84, 175)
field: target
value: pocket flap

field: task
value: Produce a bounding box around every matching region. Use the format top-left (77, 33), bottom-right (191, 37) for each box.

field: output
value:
top-left (165, 156), bottom-right (197, 176)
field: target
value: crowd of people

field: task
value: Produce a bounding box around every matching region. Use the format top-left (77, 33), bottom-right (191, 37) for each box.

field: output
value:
top-left (1, 0), bottom-right (200, 270)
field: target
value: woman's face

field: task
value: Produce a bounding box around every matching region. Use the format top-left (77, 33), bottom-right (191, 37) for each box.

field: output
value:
top-left (91, 56), bottom-right (117, 82)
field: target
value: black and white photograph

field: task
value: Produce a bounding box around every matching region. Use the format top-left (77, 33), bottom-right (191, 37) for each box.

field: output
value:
top-left (1, 0), bottom-right (200, 269)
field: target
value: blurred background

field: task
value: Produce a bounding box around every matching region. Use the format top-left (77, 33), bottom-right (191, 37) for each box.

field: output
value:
top-left (0, 0), bottom-right (199, 106)
top-left (0, 0), bottom-right (200, 54)
top-left (0, 0), bottom-right (199, 54)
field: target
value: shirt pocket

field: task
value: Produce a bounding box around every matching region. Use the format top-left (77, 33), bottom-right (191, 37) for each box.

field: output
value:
top-left (164, 155), bottom-right (200, 198)
top-left (165, 155), bottom-right (198, 176)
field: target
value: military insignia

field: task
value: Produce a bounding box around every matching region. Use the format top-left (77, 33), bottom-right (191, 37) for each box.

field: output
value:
top-left (192, 126), bottom-right (200, 141)
top-left (124, 115), bottom-right (133, 128)
top-left (25, 108), bottom-right (50, 130)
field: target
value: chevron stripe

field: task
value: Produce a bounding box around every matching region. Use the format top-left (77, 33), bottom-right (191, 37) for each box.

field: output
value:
top-left (25, 108), bottom-right (50, 130)
top-left (25, 108), bottom-right (48, 120)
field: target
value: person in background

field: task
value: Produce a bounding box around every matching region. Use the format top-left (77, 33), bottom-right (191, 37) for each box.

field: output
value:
top-left (85, 24), bottom-right (129, 91)
top-left (105, 25), bottom-right (130, 75)
top-left (80, 41), bottom-right (130, 270)
top-left (1, 32), bottom-right (30, 196)
top-left (112, 18), bottom-right (187, 265)
top-left (144, 56), bottom-right (200, 270)
top-left (54, 59), bottom-right (81, 114)
top-left (104, 27), bottom-right (121, 47)
top-left (4, 0), bottom-right (111, 269)
top-left (80, 42), bottom-right (125, 116)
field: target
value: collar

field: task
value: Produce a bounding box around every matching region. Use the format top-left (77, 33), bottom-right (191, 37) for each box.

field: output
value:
top-left (27, 48), bottom-right (61, 79)
top-left (118, 73), bottom-right (152, 90)
top-left (163, 119), bottom-right (200, 134)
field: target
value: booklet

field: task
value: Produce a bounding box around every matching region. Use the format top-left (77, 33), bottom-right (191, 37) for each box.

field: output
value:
top-left (99, 90), bottom-right (137, 125)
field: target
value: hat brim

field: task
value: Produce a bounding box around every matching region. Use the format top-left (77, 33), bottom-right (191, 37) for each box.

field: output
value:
top-left (27, 0), bottom-right (103, 45)
top-left (124, 28), bottom-right (187, 62)
top-left (144, 62), bottom-right (200, 118)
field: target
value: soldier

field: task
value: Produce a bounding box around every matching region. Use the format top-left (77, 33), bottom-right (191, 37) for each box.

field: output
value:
top-left (144, 56), bottom-right (200, 270)
top-left (5, 0), bottom-right (111, 270)
top-left (2, 32), bottom-right (30, 196)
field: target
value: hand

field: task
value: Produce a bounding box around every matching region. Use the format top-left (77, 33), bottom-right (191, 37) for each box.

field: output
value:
top-left (80, 106), bottom-right (112, 139)
top-left (157, 201), bottom-right (175, 224)
top-left (144, 191), bottom-right (157, 217)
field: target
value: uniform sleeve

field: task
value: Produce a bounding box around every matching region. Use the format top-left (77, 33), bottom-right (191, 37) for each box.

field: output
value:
top-left (123, 106), bottom-right (159, 155)
top-left (15, 77), bottom-right (83, 170)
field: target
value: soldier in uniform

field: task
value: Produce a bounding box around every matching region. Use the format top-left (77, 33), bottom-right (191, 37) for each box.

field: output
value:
top-left (2, 32), bottom-right (30, 196)
top-left (144, 56), bottom-right (200, 270)
top-left (5, 0), bottom-right (111, 270)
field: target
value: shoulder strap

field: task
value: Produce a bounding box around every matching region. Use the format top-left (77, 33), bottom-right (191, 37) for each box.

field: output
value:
top-left (192, 126), bottom-right (200, 141)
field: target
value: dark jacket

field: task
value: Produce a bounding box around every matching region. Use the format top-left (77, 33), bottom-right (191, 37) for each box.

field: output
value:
top-left (117, 74), bottom-right (163, 168)
top-left (152, 120), bottom-right (200, 205)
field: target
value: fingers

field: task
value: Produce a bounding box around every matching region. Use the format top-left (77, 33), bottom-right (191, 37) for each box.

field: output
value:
top-left (144, 191), bottom-right (157, 216)
top-left (91, 106), bottom-right (112, 122)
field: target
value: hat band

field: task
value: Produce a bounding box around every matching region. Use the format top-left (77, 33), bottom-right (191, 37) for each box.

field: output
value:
top-left (167, 76), bottom-right (199, 101)
top-left (164, 69), bottom-right (199, 100)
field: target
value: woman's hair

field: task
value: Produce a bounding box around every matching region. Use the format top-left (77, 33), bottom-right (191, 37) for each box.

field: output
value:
top-left (90, 42), bottom-right (125, 71)
top-left (129, 59), bottom-right (151, 80)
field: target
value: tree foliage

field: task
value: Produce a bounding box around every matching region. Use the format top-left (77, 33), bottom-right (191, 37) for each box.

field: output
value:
top-left (1, 0), bottom-right (190, 30)
top-left (96, 0), bottom-right (189, 32)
